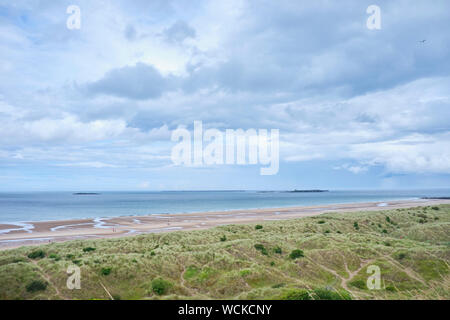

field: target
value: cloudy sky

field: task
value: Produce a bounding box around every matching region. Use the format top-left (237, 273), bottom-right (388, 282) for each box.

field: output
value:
top-left (0, 0), bottom-right (449, 191)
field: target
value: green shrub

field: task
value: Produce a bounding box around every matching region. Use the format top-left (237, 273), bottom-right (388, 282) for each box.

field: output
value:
top-left (349, 279), bottom-right (366, 289)
top-left (49, 253), bottom-right (60, 261)
top-left (83, 247), bottom-right (96, 252)
top-left (431, 206), bottom-right (439, 210)
top-left (254, 244), bottom-right (264, 250)
top-left (254, 244), bottom-right (268, 255)
top-left (396, 252), bottom-right (407, 260)
top-left (312, 288), bottom-right (351, 300)
top-left (382, 229), bottom-right (388, 233)
top-left (255, 225), bottom-right (263, 230)
top-left (26, 280), bottom-right (47, 293)
top-left (273, 246), bottom-right (282, 254)
top-left (240, 269), bottom-right (251, 277)
top-left (281, 289), bottom-right (311, 300)
top-left (150, 251), bottom-right (156, 256)
top-left (324, 230), bottom-right (330, 234)
top-left (151, 278), bottom-right (172, 295)
top-left (353, 222), bottom-right (359, 230)
top-left (318, 220), bottom-right (326, 224)
top-left (385, 216), bottom-right (391, 223)
top-left (101, 267), bottom-right (112, 276)
top-left (385, 286), bottom-right (397, 292)
top-left (289, 249), bottom-right (304, 259)
top-left (220, 235), bottom-right (227, 242)
top-left (27, 250), bottom-right (46, 259)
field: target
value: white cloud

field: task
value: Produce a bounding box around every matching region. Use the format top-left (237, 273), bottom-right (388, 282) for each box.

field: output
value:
top-left (0, 115), bottom-right (127, 144)
top-left (349, 133), bottom-right (450, 174)
top-left (333, 164), bottom-right (368, 174)
top-left (277, 77), bottom-right (450, 174)
top-left (57, 161), bottom-right (120, 168)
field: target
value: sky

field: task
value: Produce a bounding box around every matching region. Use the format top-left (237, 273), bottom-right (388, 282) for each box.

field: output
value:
top-left (0, 0), bottom-right (450, 191)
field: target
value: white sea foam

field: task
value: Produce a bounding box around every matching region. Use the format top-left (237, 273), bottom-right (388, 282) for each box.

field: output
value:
top-left (50, 222), bottom-right (93, 232)
top-left (0, 237), bottom-right (53, 243)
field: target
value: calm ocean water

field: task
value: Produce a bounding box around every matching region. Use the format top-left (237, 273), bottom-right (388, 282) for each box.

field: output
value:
top-left (0, 190), bottom-right (449, 223)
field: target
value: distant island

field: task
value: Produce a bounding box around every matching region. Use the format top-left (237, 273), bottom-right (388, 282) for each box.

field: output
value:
top-left (73, 192), bottom-right (101, 195)
top-left (258, 190), bottom-right (330, 193)
top-left (422, 197), bottom-right (450, 200)
top-left (289, 189), bottom-right (329, 193)
top-left (257, 190), bottom-right (330, 193)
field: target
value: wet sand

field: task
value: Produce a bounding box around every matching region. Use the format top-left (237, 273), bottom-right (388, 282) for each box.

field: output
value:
top-left (1, 198), bottom-right (449, 250)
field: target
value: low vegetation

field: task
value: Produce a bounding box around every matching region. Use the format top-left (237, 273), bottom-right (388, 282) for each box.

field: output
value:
top-left (0, 205), bottom-right (449, 300)
top-left (151, 278), bottom-right (172, 295)
top-left (101, 267), bottom-right (112, 276)
top-left (289, 249), bottom-right (304, 260)
top-left (27, 250), bottom-right (46, 260)
top-left (25, 280), bottom-right (48, 293)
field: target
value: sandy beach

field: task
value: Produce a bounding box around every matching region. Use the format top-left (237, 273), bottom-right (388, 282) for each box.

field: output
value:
top-left (1, 198), bottom-right (449, 250)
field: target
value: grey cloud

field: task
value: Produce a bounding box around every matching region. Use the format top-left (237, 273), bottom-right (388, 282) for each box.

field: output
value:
top-left (124, 24), bottom-right (137, 41)
top-left (163, 20), bottom-right (196, 44)
top-left (81, 1), bottom-right (450, 100)
top-left (182, 0), bottom-right (450, 97)
top-left (85, 63), bottom-right (174, 100)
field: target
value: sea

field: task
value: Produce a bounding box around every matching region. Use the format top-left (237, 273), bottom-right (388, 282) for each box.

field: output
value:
top-left (0, 189), bottom-right (449, 223)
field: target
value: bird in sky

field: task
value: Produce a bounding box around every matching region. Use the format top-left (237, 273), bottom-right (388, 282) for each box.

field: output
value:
top-left (419, 39), bottom-right (426, 43)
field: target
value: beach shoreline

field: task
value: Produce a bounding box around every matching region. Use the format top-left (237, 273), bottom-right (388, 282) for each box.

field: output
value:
top-left (1, 198), bottom-right (449, 250)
